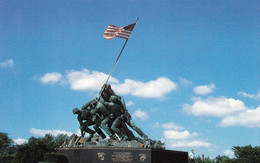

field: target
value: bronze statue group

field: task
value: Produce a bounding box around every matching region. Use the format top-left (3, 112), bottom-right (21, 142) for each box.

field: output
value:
top-left (73, 84), bottom-right (148, 141)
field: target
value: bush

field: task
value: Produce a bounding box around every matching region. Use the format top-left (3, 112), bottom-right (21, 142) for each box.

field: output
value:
top-left (232, 145), bottom-right (260, 162)
top-left (44, 152), bottom-right (68, 163)
top-left (223, 158), bottom-right (252, 163)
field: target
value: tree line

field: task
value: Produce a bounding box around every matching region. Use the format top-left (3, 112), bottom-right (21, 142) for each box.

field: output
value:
top-left (0, 132), bottom-right (68, 163)
top-left (191, 145), bottom-right (260, 163)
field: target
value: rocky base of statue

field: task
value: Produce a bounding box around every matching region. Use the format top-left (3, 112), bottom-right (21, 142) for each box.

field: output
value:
top-left (60, 134), bottom-right (165, 149)
top-left (57, 147), bottom-right (188, 163)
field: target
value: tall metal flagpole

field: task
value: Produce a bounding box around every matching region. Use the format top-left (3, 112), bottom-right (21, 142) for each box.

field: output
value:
top-left (99, 18), bottom-right (139, 96)
top-left (104, 39), bottom-right (128, 85)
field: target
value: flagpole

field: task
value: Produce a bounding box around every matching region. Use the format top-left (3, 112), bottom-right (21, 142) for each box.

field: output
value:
top-left (99, 18), bottom-right (139, 96)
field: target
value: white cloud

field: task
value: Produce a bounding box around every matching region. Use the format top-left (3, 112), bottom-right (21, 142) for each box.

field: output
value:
top-left (178, 77), bottom-right (192, 87)
top-left (13, 138), bottom-right (28, 145)
top-left (67, 69), bottom-right (119, 91)
top-left (167, 140), bottom-right (211, 148)
top-left (126, 101), bottom-right (135, 107)
top-left (184, 96), bottom-right (260, 128)
top-left (29, 128), bottom-right (73, 137)
top-left (163, 130), bottom-right (198, 140)
top-left (238, 91), bottom-right (260, 100)
top-left (153, 122), bottom-right (184, 131)
top-left (158, 124), bottom-right (211, 148)
top-left (193, 83), bottom-right (215, 95)
top-left (41, 69), bottom-right (176, 99)
top-left (133, 109), bottom-right (148, 120)
top-left (219, 106), bottom-right (260, 128)
top-left (113, 77), bottom-right (177, 98)
top-left (161, 123), bottom-right (184, 130)
top-left (223, 150), bottom-right (235, 158)
top-left (40, 72), bottom-right (63, 84)
top-left (183, 96), bottom-right (247, 117)
top-left (0, 59), bottom-right (14, 68)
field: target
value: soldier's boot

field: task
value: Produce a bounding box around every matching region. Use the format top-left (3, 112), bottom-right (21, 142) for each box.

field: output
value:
top-left (85, 135), bottom-right (93, 141)
top-left (109, 134), bottom-right (118, 140)
top-left (115, 132), bottom-right (124, 140)
top-left (85, 129), bottom-right (95, 141)
top-left (111, 126), bottom-right (124, 140)
top-left (122, 135), bottom-right (130, 141)
top-left (93, 125), bottom-right (107, 139)
top-left (100, 119), bottom-right (114, 139)
top-left (96, 129), bottom-right (106, 139)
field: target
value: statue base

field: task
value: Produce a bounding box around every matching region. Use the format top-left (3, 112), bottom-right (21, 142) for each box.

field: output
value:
top-left (57, 147), bottom-right (188, 163)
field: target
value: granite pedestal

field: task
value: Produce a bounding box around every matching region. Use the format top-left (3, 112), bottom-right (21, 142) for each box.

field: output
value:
top-left (57, 147), bottom-right (188, 163)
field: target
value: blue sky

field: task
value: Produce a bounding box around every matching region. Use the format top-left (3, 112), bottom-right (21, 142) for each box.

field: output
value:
top-left (0, 0), bottom-right (259, 159)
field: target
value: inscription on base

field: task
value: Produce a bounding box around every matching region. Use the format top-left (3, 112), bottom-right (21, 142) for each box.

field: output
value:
top-left (111, 152), bottom-right (133, 162)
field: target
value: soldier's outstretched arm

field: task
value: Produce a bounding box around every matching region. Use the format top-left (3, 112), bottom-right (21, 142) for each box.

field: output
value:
top-left (128, 119), bottom-right (148, 138)
top-left (82, 98), bottom-right (98, 110)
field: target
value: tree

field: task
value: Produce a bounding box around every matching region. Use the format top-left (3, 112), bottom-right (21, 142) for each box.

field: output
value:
top-left (0, 132), bottom-right (13, 150)
top-left (195, 155), bottom-right (214, 163)
top-left (196, 155), bottom-right (202, 162)
top-left (14, 135), bottom-right (52, 163)
top-left (232, 145), bottom-right (260, 163)
top-left (0, 132), bottom-right (69, 162)
top-left (14, 134), bottom-right (68, 163)
top-left (0, 132), bottom-right (16, 163)
top-left (215, 155), bottom-right (230, 163)
top-left (54, 134), bottom-right (69, 148)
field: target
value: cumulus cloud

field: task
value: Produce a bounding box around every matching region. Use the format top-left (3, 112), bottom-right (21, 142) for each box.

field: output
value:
top-left (40, 72), bottom-right (63, 84)
top-left (126, 101), bottom-right (135, 107)
top-left (29, 128), bottom-right (73, 137)
top-left (155, 122), bottom-right (211, 148)
top-left (67, 69), bottom-right (119, 91)
top-left (193, 83), bottom-right (215, 95)
top-left (0, 59), bottom-right (14, 68)
top-left (40, 69), bottom-right (176, 99)
top-left (238, 91), bottom-right (260, 100)
top-left (167, 140), bottom-right (211, 148)
top-left (164, 130), bottom-right (198, 140)
top-left (223, 150), bottom-right (235, 158)
top-left (113, 77), bottom-right (177, 98)
top-left (219, 106), bottom-right (260, 128)
top-left (183, 96), bottom-right (247, 117)
top-left (133, 109), bottom-right (148, 120)
top-left (13, 138), bottom-right (28, 145)
top-left (153, 122), bottom-right (184, 131)
top-left (183, 96), bottom-right (260, 128)
top-left (162, 128), bottom-right (210, 148)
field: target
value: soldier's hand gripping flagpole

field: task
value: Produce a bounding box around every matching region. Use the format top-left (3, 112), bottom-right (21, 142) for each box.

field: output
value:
top-left (99, 18), bottom-right (139, 97)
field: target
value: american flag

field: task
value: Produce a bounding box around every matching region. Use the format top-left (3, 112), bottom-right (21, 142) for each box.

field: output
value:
top-left (103, 23), bottom-right (136, 40)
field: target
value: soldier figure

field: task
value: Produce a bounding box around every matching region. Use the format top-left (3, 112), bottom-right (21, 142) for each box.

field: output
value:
top-left (88, 97), bottom-right (117, 140)
top-left (123, 109), bottom-right (148, 139)
top-left (73, 83), bottom-right (148, 141)
top-left (100, 84), bottom-right (148, 139)
top-left (72, 107), bottom-right (106, 140)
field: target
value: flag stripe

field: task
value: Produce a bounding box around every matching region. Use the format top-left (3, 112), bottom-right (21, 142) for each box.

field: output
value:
top-left (103, 23), bottom-right (135, 40)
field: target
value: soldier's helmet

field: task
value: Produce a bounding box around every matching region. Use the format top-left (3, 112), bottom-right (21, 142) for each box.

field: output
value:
top-left (109, 95), bottom-right (121, 104)
top-left (73, 108), bottom-right (80, 114)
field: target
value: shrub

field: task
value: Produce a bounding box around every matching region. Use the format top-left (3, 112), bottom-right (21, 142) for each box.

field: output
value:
top-left (223, 158), bottom-right (252, 163)
top-left (44, 152), bottom-right (68, 163)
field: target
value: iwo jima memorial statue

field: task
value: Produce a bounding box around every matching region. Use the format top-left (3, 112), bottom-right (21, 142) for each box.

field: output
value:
top-left (57, 19), bottom-right (188, 163)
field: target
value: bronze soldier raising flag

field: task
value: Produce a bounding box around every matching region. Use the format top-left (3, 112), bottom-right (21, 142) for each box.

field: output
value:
top-left (58, 19), bottom-right (186, 163)
top-left (72, 18), bottom-right (150, 142)
top-left (68, 19), bottom-right (166, 150)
